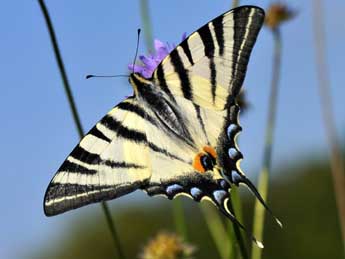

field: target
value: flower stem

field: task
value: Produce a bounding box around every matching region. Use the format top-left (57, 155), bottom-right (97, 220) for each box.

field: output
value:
top-left (229, 0), bottom-right (247, 257)
top-left (227, 194), bottom-right (249, 259)
top-left (140, 0), bottom-right (154, 52)
top-left (251, 28), bottom-right (282, 259)
top-left (172, 199), bottom-right (188, 241)
top-left (228, 187), bottom-right (248, 259)
top-left (201, 203), bottom-right (232, 259)
top-left (312, 1), bottom-right (345, 255)
top-left (232, 0), bottom-right (240, 8)
top-left (37, 1), bottom-right (126, 258)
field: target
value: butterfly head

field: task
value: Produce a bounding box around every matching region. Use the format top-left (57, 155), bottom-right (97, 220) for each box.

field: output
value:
top-left (129, 72), bottom-right (153, 96)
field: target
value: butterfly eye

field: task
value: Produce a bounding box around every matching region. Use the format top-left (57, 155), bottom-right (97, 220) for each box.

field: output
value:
top-left (201, 155), bottom-right (215, 171)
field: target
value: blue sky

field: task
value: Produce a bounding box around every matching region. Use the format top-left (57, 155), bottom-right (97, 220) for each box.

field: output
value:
top-left (0, 1), bottom-right (344, 258)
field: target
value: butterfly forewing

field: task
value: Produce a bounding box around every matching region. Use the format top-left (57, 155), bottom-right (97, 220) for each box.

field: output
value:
top-left (44, 98), bottom-right (152, 216)
top-left (153, 6), bottom-right (264, 110)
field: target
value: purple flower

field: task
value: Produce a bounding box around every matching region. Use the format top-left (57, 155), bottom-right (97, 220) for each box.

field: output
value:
top-left (128, 33), bottom-right (187, 78)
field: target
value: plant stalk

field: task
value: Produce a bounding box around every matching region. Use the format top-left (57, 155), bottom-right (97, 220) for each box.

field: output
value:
top-left (201, 203), bottom-right (232, 259)
top-left (229, 1), bottom-right (248, 259)
top-left (232, 0), bottom-right (240, 8)
top-left (312, 0), bottom-right (345, 255)
top-left (140, 0), bottom-right (154, 52)
top-left (251, 28), bottom-right (282, 259)
top-left (37, 1), bottom-right (126, 258)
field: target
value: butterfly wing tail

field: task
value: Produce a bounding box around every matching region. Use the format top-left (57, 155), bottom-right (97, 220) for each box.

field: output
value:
top-left (231, 171), bottom-right (283, 228)
top-left (212, 190), bottom-right (264, 249)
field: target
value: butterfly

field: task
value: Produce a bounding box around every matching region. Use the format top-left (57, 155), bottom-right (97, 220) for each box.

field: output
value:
top-left (44, 5), bottom-right (279, 245)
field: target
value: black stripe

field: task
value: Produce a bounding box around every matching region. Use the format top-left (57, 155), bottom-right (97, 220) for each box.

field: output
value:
top-left (170, 49), bottom-right (192, 100)
top-left (198, 24), bottom-right (215, 58)
top-left (194, 105), bottom-right (209, 145)
top-left (103, 160), bottom-right (146, 169)
top-left (148, 142), bottom-right (188, 163)
top-left (210, 60), bottom-right (217, 103)
top-left (180, 40), bottom-right (194, 65)
top-left (59, 160), bottom-right (97, 175)
top-left (117, 101), bottom-right (157, 126)
top-left (231, 8), bottom-right (251, 98)
top-left (212, 15), bottom-right (225, 56)
top-left (70, 145), bottom-right (101, 165)
top-left (156, 64), bottom-right (175, 101)
top-left (59, 159), bottom-right (145, 176)
top-left (100, 115), bottom-right (147, 143)
top-left (88, 126), bottom-right (111, 142)
top-left (198, 24), bottom-right (217, 103)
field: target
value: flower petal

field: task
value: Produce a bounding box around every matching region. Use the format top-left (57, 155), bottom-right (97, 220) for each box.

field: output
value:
top-left (128, 33), bottom-right (186, 78)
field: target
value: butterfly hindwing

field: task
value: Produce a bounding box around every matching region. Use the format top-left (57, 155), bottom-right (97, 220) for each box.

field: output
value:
top-left (152, 6), bottom-right (264, 110)
top-left (140, 94), bottom-right (238, 215)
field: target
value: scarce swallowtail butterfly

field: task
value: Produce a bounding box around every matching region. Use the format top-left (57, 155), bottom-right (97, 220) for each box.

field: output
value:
top-left (44, 6), bottom-right (280, 245)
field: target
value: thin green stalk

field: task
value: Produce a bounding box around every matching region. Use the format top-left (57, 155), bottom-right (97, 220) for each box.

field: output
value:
top-left (172, 199), bottom-right (188, 241)
top-left (227, 195), bottom-right (249, 259)
top-left (227, 219), bottom-right (239, 259)
top-left (139, 0), bottom-right (188, 241)
top-left (232, 0), bottom-right (239, 8)
top-left (201, 203), bottom-right (233, 259)
top-left (312, 1), bottom-right (345, 255)
top-left (140, 0), bottom-right (154, 52)
top-left (251, 29), bottom-right (282, 259)
top-left (226, 187), bottom-right (249, 259)
top-left (229, 0), bottom-right (248, 257)
top-left (37, 1), bottom-right (125, 258)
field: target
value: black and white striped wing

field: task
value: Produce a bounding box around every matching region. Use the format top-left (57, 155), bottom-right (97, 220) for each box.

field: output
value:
top-left (152, 6), bottom-right (264, 110)
top-left (44, 97), bottom-right (152, 216)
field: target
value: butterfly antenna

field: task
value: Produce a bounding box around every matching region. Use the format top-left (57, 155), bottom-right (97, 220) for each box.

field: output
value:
top-left (132, 28), bottom-right (141, 74)
top-left (85, 74), bottom-right (129, 79)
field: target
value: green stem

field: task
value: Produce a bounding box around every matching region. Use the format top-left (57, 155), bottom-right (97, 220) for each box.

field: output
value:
top-left (37, 1), bottom-right (126, 258)
top-left (172, 199), bottom-right (188, 241)
top-left (201, 203), bottom-right (232, 259)
top-left (232, 0), bottom-right (239, 8)
top-left (312, 1), bottom-right (345, 256)
top-left (140, 0), bottom-right (154, 52)
top-left (251, 29), bottom-right (282, 259)
top-left (229, 2), bottom-right (247, 259)
top-left (227, 195), bottom-right (248, 259)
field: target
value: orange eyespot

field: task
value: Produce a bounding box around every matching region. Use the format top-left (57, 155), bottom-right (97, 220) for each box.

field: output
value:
top-left (193, 146), bottom-right (217, 173)
top-left (193, 153), bottom-right (206, 173)
top-left (203, 146), bottom-right (217, 159)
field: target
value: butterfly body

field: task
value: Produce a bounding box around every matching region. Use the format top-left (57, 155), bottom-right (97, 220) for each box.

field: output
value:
top-left (44, 7), bottom-right (274, 237)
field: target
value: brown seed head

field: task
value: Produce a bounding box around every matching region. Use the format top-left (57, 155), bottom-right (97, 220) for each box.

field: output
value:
top-left (265, 3), bottom-right (296, 29)
top-left (140, 232), bottom-right (195, 259)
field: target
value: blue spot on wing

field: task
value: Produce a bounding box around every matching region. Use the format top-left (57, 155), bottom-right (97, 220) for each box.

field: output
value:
top-left (213, 190), bottom-right (228, 204)
top-left (166, 184), bottom-right (183, 198)
top-left (228, 148), bottom-right (239, 160)
top-left (190, 187), bottom-right (203, 200)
